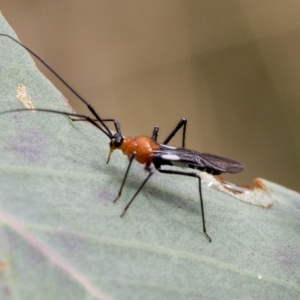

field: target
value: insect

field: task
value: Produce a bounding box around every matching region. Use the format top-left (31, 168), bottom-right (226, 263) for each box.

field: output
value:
top-left (0, 33), bottom-right (244, 242)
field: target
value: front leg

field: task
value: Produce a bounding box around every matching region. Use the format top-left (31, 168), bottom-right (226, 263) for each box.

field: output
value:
top-left (114, 152), bottom-right (136, 203)
top-left (120, 166), bottom-right (154, 217)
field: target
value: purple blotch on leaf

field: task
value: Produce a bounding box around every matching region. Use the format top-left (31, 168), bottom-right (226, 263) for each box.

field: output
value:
top-left (9, 130), bottom-right (49, 163)
top-left (274, 245), bottom-right (300, 269)
top-left (96, 188), bottom-right (115, 203)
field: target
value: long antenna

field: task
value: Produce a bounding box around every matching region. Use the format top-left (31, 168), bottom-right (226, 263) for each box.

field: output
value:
top-left (0, 108), bottom-right (112, 139)
top-left (0, 33), bottom-right (114, 138)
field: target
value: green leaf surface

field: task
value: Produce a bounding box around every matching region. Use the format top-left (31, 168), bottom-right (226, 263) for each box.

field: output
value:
top-left (0, 13), bottom-right (300, 300)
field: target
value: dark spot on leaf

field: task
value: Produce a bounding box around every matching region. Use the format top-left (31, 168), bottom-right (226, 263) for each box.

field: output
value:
top-left (56, 230), bottom-right (85, 254)
top-left (96, 188), bottom-right (114, 202)
top-left (9, 130), bottom-right (49, 163)
top-left (2, 286), bottom-right (11, 297)
top-left (274, 245), bottom-right (300, 269)
top-left (12, 113), bottom-right (23, 124)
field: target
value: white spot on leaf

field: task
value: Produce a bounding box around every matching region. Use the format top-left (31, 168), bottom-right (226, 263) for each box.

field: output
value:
top-left (201, 172), bottom-right (273, 208)
top-left (16, 84), bottom-right (35, 111)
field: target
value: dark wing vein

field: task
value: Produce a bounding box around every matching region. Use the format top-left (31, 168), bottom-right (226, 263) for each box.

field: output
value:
top-left (154, 146), bottom-right (244, 174)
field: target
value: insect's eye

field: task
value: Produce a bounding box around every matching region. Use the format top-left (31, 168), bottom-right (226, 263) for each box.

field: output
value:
top-left (111, 134), bottom-right (123, 148)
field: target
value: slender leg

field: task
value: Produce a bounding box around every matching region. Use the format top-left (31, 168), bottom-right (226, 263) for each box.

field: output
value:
top-left (162, 118), bottom-right (187, 148)
top-left (120, 167), bottom-right (154, 217)
top-left (152, 119), bottom-right (187, 147)
top-left (151, 126), bottom-right (159, 142)
top-left (114, 152), bottom-right (136, 203)
top-left (156, 167), bottom-right (211, 242)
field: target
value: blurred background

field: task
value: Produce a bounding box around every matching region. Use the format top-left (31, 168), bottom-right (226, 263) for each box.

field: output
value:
top-left (1, 1), bottom-right (300, 192)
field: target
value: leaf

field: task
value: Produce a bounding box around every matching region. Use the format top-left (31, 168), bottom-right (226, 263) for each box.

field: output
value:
top-left (0, 13), bottom-right (300, 300)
